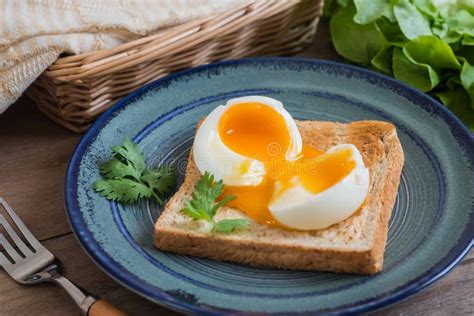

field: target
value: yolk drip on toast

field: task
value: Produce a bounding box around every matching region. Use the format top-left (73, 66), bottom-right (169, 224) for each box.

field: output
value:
top-left (218, 102), bottom-right (356, 227)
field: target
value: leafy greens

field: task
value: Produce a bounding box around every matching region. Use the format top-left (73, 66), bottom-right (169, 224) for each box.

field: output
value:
top-left (326, 0), bottom-right (474, 130)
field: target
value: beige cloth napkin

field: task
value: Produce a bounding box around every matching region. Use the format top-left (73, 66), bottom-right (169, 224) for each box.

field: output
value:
top-left (0, 0), bottom-right (248, 113)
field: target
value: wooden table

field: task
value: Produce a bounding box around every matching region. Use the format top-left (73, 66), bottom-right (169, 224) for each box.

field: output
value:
top-left (1, 21), bottom-right (472, 316)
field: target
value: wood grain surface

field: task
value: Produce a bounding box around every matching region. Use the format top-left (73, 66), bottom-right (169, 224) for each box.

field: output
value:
top-left (0, 20), bottom-right (472, 316)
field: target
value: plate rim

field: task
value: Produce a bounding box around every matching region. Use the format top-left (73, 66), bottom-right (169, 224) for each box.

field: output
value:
top-left (65, 57), bottom-right (474, 315)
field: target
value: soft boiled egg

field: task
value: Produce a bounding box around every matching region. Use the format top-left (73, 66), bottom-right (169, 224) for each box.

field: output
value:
top-left (193, 96), bottom-right (302, 186)
top-left (268, 144), bottom-right (369, 230)
top-left (192, 96), bottom-right (369, 231)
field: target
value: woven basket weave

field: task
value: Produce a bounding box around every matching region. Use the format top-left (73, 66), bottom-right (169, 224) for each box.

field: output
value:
top-left (27, 0), bottom-right (323, 133)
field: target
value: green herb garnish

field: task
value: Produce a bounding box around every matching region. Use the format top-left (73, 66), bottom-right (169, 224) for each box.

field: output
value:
top-left (211, 219), bottom-right (252, 234)
top-left (182, 172), bottom-right (251, 234)
top-left (94, 138), bottom-right (176, 204)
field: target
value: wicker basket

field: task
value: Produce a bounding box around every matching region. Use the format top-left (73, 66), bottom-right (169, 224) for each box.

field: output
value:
top-left (27, 0), bottom-right (323, 133)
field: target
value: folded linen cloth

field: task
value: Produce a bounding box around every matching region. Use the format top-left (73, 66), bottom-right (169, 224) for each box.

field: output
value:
top-left (0, 0), bottom-right (248, 113)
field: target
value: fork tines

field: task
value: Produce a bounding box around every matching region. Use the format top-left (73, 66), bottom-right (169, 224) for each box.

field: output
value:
top-left (0, 198), bottom-right (42, 267)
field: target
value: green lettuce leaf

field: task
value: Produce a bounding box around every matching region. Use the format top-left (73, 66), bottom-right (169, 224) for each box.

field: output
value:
top-left (413, 0), bottom-right (438, 17)
top-left (446, 10), bottom-right (474, 37)
top-left (371, 44), bottom-right (393, 74)
top-left (434, 0), bottom-right (474, 17)
top-left (393, 47), bottom-right (440, 92)
top-left (330, 4), bottom-right (386, 65)
top-left (327, 0), bottom-right (474, 131)
top-left (432, 17), bottom-right (449, 39)
top-left (435, 87), bottom-right (474, 130)
top-left (457, 46), bottom-right (474, 64)
top-left (393, 0), bottom-right (432, 40)
top-left (323, 0), bottom-right (350, 17)
top-left (460, 60), bottom-right (474, 108)
top-left (354, 0), bottom-right (395, 24)
top-left (337, 0), bottom-right (350, 7)
top-left (375, 17), bottom-right (408, 46)
top-left (462, 36), bottom-right (474, 45)
top-left (403, 36), bottom-right (461, 71)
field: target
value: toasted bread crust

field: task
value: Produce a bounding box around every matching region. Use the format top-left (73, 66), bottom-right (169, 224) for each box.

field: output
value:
top-left (155, 120), bottom-right (404, 275)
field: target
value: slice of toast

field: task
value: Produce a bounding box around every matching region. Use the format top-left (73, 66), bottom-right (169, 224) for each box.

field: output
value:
top-left (155, 120), bottom-right (404, 275)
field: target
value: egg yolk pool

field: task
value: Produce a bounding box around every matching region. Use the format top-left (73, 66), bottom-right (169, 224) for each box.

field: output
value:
top-left (218, 102), bottom-right (357, 228)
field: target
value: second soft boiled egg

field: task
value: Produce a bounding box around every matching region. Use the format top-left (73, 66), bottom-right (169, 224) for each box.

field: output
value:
top-left (268, 144), bottom-right (369, 230)
top-left (192, 96), bottom-right (369, 231)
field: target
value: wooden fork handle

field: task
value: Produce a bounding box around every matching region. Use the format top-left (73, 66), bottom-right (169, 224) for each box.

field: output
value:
top-left (51, 275), bottom-right (126, 315)
top-left (87, 299), bottom-right (126, 316)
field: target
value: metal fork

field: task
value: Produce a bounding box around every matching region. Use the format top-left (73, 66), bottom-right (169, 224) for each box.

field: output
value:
top-left (0, 198), bottom-right (125, 315)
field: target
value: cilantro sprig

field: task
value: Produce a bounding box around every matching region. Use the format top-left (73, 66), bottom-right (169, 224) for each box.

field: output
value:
top-left (182, 172), bottom-right (251, 234)
top-left (94, 138), bottom-right (176, 204)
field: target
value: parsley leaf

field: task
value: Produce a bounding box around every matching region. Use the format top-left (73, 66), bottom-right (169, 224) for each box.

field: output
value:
top-left (141, 165), bottom-right (177, 205)
top-left (182, 172), bottom-right (235, 220)
top-left (111, 138), bottom-right (146, 174)
top-left (99, 159), bottom-right (142, 180)
top-left (182, 198), bottom-right (213, 222)
top-left (93, 138), bottom-right (176, 204)
top-left (211, 195), bottom-right (236, 218)
top-left (181, 171), bottom-right (250, 235)
top-left (212, 219), bottom-right (251, 234)
top-left (94, 179), bottom-right (152, 203)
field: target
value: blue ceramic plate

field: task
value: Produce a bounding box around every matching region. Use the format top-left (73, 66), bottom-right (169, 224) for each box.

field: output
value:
top-left (65, 58), bottom-right (474, 314)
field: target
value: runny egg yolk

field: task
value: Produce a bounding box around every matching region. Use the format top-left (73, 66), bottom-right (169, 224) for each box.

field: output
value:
top-left (218, 101), bottom-right (291, 160)
top-left (218, 102), bottom-right (356, 228)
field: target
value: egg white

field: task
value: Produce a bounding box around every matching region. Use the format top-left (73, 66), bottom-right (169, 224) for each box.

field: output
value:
top-left (193, 96), bottom-right (302, 186)
top-left (268, 144), bottom-right (370, 230)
